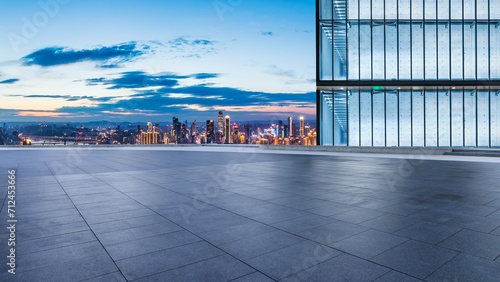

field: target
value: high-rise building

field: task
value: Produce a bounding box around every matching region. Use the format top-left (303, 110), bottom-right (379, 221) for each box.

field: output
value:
top-left (218, 111), bottom-right (224, 134)
top-left (317, 0), bottom-right (500, 147)
top-left (244, 125), bottom-right (252, 144)
top-left (173, 117), bottom-right (181, 144)
top-left (206, 120), bottom-right (215, 143)
top-left (288, 117), bottom-right (293, 137)
top-left (191, 121), bottom-right (197, 136)
top-left (147, 122), bottom-right (152, 132)
top-left (141, 132), bottom-right (159, 144)
top-left (233, 125), bottom-right (239, 144)
top-left (299, 117), bottom-right (305, 137)
top-left (225, 115), bottom-right (231, 144)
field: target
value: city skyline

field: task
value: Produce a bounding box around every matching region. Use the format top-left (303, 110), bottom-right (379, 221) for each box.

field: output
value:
top-left (0, 0), bottom-right (316, 122)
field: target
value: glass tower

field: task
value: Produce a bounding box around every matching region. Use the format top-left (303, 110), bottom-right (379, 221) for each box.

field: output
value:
top-left (317, 0), bottom-right (500, 147)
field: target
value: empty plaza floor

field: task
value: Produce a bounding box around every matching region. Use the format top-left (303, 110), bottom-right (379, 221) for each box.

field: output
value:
top-left (1, 147), bottom-right (500, 281)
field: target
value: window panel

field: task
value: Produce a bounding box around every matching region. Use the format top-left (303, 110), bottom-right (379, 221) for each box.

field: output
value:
top-left (438, 90), bottom-right (451, 147)
top-left (425, 23), bottom-right (437, 80)
top-left (464, 90), bottom-right (477, 147)
top-left (451, 0), bottom-right (463, 20)
top-left (412, 22), bottom-right (424, 80)
top-left (386, 22), bottom-right (398, 80)
top-left (399, 0), bottom-right (410, 20)
top-left (492, 91), bottom-right (500, 147)
top-left (425, 0), bottom-right (436, 19)
top-left (373, 22), bottom-right (385, 80)
top-left (320, 91), bottom-right (334, 146)
top-left (386, 0), bottom-right (397, 19)
top-left (451, 90), bottom-right (464, 147)
top-left (386, 91), bottom-right (399, 146)
top-left (347, 22), bottom-right (359, 80)
top-left (360, 91), bottom-right (373, 146)
top-left (477, 22), bottom-right (489, 80)
top-left (320, 0), bottom-right (333, 20)
top-left (425, 91), bottom-right (438, 147)
top-left (477, 90), bottom-right (490, 147)
top-left (477, 0), bottom-right (488, 19)
top-left (412, 0), bottom-right (423, 20)
top-left (334, 21), bottom-right (347, 80)
top-left (360, 0), bottom-right (371, 19)
top-left (372, 0), bottom-right (384, 19)
top-left (464, 22), bottom-right (476, 80)
top-left (360, 22), bottom-right (372, 79)
top-left (348, 0), bottom-right (359, 20)
top-left (491, 23), bottom-right (500, 79)
top-left (399, 22), bottom-right (411, 79)
top-left (320, 22), bottom-right (333, 80)
top-left (412, 90), bottom-right (425, 146)
top-left (334, 91), bottom-right (348, 145)
top-left (399, 90), bottom-right (412, 146)
top-left (451, 23), bottom-right (463, 79)
top-left (348, 90), bottom-right (360, 145)
top-left (438, 22), bottom-right (450, 79)
top-left (492, 0), bottom-right (500, 19)
top-left (464, 0), bottom-right (475, 20)
top-left (373, 91), bottom-right (385, 146)
top-left (437, 0), bottom-right (449, 20)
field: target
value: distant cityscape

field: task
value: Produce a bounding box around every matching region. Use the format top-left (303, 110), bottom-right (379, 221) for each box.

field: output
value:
top-left (0, 112), bottom-right (317, 146)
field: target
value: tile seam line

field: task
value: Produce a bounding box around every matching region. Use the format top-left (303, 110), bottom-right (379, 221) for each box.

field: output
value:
top-left (43, 161), bottom-right (129, 282)
top-left (70, 158), bottom-right (277, 282)
top-left (76, 270), bottom-right (122, 282)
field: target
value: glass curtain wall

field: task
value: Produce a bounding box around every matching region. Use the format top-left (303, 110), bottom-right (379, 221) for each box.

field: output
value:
top-left (320, 89), bottom-right (500, 147)
top-left (319, 0), bottom-right (500, 81)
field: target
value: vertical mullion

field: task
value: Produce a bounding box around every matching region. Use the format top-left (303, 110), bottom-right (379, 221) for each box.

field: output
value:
top-left (397, 0), bottom-right (399, 81)
top-left (333, 90), bottom-right (335, 145)
top-left (371, 0), bottom-right (374, 81)
top-left (423, 0), bottom-right (426, 81)
top-left (449, 0), bottom-right (452, 81)
top-left (398, 89), bottom-right (400, 147)
top-left (384, 0), bottom-right (387, 80)
top-left (359, 0), bottom-right (361, 81)
top-left (450, 90), bottom-right (453, 147)
top-left (424, 90), bottom-right (427, 147)
top-left (371, 90), bottom-right (374, 146)
top-left (437, 90), bottom-right (440, 147)
top-left (462, 0), bottom-right (465, 80)
top-left (489, 90), bottom-right (492, 148)
top-left (384, 90), bottom-right (387, 147)
top-left (347, 90), bottom-right (350, 146)
top-left (359, 89), bottom-right (362, 146)
top-left (410, 0), bottom-right (413, 81)
top-left (463, 89), bottom-right (465, 146)
top-left (411, 90), bottom-right (414, 147)
top-left (476, 88), bottom-right (478, 147)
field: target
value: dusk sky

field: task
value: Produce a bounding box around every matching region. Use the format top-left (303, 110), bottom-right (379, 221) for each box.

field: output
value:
top-left (0, 0), bottom-right (315, 123)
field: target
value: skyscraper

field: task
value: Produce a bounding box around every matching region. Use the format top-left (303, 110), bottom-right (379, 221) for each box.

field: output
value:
top-left (218, 111), bottom-right (224, 135)
top-left (147, 122), bottom-right (152, 132)
top-left (191, 121), bottom-right (197, 136)
top-left (233, 125), bottom-right (239, 144)
top-left (225, 115), bottom-right (231, 144)
top-left (300, 116), bottom-right (304, 137)
top-left (278, 120), bottom-right (283, 138)
top-left (244, 125), bottom-right (252, 144)
top-left (288, 117), bottom-right (293, 137)
top-left (317, 0), bottom-right (500, 147)
top-left (173, 117), bottom-right (181, 144)
top-left (206, 120), bottom-right (215, 143)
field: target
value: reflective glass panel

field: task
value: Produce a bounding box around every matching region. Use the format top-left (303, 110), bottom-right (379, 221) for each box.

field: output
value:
top-left (477, 90), bottom-right (490, 147)
top-left (451, 90), bottom-right (464, 147)
top-left (320, 22), bottom-right (333, 80)
top-left (334, 91), bottom-right (348, 145)
top-left (360, 90), bottom-right (372, 146)
top-left (373, 91), bottom-right (385, 146)
top-left (425, 90), bottom-right (438, 147)
top-left (348, 90), bottom-right (360, 145)
top-left (386, 91), bottom-right (399, 146)
top-left (386, 22), bottom-right (398, 80)
top-left (492, 91), bottom-right (500, 147)
top-left (373, 22), bottom-right (385, 80)
top-left (412, 90), bottom-right (425, 146)
top-left (399, 90), bottom-right (412, 146)
top-left (348, 22), bottom-right (359, 80)
top-left (438, 22), bottom-right (450, 79)
top-left (321, 91), bottom-right (334, 146)
top-left (438, 90), bottom-right (451, 147)
top-left (334, 21), bottom-right (347, 80)
top-left (425, 23), bottom-right (437, 80)
top-left (464, 90), bottom-right (477, 147)
top-left (399, 22), bottom-right (411, 79)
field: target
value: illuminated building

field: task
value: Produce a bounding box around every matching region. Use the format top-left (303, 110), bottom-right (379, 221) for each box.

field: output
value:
top-left (300, 117), bottom-right (305, 137)
top-left (218, 111), bottom-right (224, 134)
top-left (317, 0), bottom-right (500, 147)
top-left (147, 122), bottom-right (152, 132)
top-left (141, 131), bottom-right (159, 144)
top-left (233, 125), bottom-right (239, 144)
top-left (288, 117), bottom-right (293, 137)
top-left (206, 120), bottom-right (215, 143)
top-left (225, 115), bottom-right (231, 144)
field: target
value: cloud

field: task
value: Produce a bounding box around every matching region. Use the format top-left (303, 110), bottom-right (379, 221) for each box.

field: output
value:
top-left (8, 94), bottom-right (114, 102)
top-left (266, 64), bottom-right (296, 78)
top-left (21, 42), bottom-right (149, 68)
top-left (261, 31), bottom-right (275, 36)
top-left (166, 37), bottom-right (218, 58)
top-left (86, 72), bottom-right (220, 89)
top-left (0, 79), bottom-right (19, 84)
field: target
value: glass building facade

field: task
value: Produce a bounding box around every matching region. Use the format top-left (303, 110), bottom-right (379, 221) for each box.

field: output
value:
top-left (317, 0), bottom-right (500, 147)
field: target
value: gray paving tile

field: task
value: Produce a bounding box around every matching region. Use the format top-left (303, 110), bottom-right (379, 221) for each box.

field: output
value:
top-left (245, 240), bottom-right (341, 280)
top-left (135, 255), bottom-right (254, 282)
top-left (198, 221), bottom-right (276, 246)
top-left (80, 272), bottom-right (127, 282)
top-left (305, 202), bottom-right (355, 216)
top-left (90, 214), bottom-right (174, 234)
top-left (219, 230), bottom-right (304, 260)
top-left (372, 240), bottom-right (459, 279)
top-left (330, 207), bottom-right (386, 224)
top-left (271, 214), bottom-right (336, 234)
top-left (297, 220), bottom-right (370, 244)
top-left (18, 221), bottom-right (90, 241)
top-left (106, 230), bottom-right (201, 260)
top-left (409, 208), bottom-right (461, 224)
top-left (374, 271), bottom-right (422, 282)
top-left (438, 229), bottom-right (500, 260)
top-left (360, 214), bottom-right (421, 233)
top-left (395, 221), bottom-right (462, 245)
top-left (116, 241), bottom-right (224, 280)
top-left (230, 272), bottom-right (275, 282)
top-left (427, 253), bottom-right (500, 282)
top-left (446, 214), bottom-right (500, 233)
top-left (331, 229), bottom-right (408, 259)
top-left (281, 253), bottom-right (390, 282)
top-left (96, 221), bottom-right (183, 246)
top-left (17, 230), bottom-right (96, 255)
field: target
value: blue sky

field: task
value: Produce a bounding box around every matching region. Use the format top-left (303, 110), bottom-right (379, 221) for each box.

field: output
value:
top-left (0, 0), bottom-right (315, 122)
